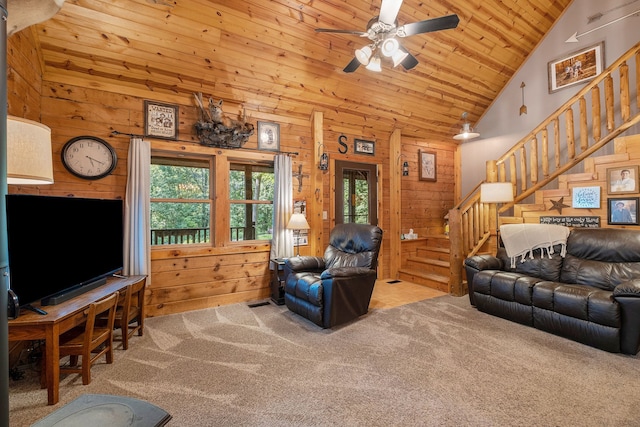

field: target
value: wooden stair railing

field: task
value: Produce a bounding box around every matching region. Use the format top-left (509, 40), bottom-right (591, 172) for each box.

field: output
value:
top-left (447, 41), bottom-right (640, 297)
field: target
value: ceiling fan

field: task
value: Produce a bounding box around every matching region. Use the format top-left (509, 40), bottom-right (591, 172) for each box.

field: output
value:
top-left (315, 0), bottom-right (459, 73)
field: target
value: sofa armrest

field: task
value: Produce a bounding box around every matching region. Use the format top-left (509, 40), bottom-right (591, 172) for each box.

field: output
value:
top-left (464, 254), bottom-right (503, 271)
top-left (464, 255), bottom-right (503, 306)
top-left (614, 279), bottom-right (640, 297)
top-left (322, 268), bottom-right (377, 328)
top-left (284, 256), bottom-right (326, 278)
top-left (321, 266), bottom-right (373, 279)
top-left (613, 280), bottom-right (640, 354)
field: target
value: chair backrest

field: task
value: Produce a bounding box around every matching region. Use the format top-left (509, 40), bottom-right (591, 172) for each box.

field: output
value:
top-left (84, 291), bottom-right (119, 347)
top-left (128, 278), bottom-right (146, 319)
top-left (324, 223), bottom-right (383, 270)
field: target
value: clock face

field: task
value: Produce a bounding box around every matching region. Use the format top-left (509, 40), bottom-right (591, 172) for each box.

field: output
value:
top-left (61, 136), bottom-right (117, 180)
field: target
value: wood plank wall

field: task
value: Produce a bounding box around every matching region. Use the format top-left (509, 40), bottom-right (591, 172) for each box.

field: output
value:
top-left (6, 30), bottom-right (458, 317)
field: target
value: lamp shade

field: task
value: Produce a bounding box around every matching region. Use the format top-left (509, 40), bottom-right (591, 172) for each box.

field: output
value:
top-left (365, 55), bottom-right (382, 72)
top-left (381, 38), bottom-right (399, 57)
top-left (480, 182), bottom-right (514, 203)
top-left (453, 112), bottom-right (480, 141)
top-left (355, 46), bottom-right (373, 65)
top-left (7, 116), bottom-right (54, 185)
top-left (286, 213), bottom-right (310, 230)
top-left (453, 122), bottom-right (480, 141)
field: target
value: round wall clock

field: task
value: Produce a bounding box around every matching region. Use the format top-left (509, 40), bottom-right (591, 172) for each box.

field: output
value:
top-left (61, 136), bottom-right (117, 180)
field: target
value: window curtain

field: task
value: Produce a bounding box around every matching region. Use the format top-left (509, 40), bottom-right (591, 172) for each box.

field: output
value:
top-left (123, 137), bottom-right (151, 279)
top-left (270, 154), bottom-right (293, 260)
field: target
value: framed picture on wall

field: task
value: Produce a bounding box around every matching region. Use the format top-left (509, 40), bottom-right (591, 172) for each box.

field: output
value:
top-left (419, 150), bottom-right (437, 182)
top-left (572, 186), bottom-right (600, 209)
top-left (607, 166), bottom-right (639, 194)
top-left (608, 197), bottom-right (639, 225)
top-left (354, 139), bottom-right (375, 155)
top-left (257, 121), bottom-right (280, 151)
top-left (548, 42), bottom-right (604, 93)
top-left (144, 100), bottom-right (179, 140)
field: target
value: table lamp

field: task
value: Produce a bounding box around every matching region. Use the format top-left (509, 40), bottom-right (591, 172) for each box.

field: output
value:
top-left (480, 182), bottom-right (514, 242)
top-left (287, 213), bottom-right (310, 257)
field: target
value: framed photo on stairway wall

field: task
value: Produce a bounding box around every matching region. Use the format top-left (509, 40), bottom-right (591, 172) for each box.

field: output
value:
top-left (547, 42), bottom-right (604, 93)
top-left (607, 166), bottom-right (639, 194)
top-left (608, 197), bottom-right (639, 225)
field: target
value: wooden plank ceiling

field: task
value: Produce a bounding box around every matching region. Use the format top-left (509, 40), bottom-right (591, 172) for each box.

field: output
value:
top-left (33, 0), bottom-right (572, 142)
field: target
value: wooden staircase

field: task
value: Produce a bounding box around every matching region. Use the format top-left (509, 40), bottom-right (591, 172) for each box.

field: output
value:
top-left (398, 235), bottom-right (451, 292)
top-left (426, 41), bottom-right (640, 296)
top-left (503, 139), bottom-right (640, 225)
top-left (403, 136), bottom-right (640, 294)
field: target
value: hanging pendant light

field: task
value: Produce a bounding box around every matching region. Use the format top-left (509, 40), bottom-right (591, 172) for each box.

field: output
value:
top-left (453, 112), bottom-right (480, 141)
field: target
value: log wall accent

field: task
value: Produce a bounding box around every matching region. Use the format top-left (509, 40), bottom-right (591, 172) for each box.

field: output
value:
top-left (6, 30), bottom-right (457, 317)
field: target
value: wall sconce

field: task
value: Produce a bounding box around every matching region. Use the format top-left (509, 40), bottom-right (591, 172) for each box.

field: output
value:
top-left (7, 116), bottom-right (54, 184)
top-left (318, 142), bottom-right (329, 170)
top-left (397, 153), bottom-right (409, 176)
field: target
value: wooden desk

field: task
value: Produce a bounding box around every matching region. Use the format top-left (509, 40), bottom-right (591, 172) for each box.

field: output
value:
top-left (8, 275), bottom-right (146, 405)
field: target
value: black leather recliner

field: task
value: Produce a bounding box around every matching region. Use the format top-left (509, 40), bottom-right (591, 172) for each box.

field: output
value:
top-left (283, 223), bottom-right (383, 328)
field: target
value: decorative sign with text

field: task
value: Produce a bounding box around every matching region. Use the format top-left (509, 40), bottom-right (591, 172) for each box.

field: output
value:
top-left (572, 186), bottom-right (601, 208)
top-left (540, 216), bottom-right (600, 227)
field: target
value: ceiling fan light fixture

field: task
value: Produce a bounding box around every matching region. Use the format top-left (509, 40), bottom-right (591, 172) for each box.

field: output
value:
top-left (365, 55), bottom-right (382, 72)
top-left (355, 45), bottom-right (373, 65)
top-left (392, 49), bottom-right (409, 67)
top-left (381, 38), bottom-right (399, 57)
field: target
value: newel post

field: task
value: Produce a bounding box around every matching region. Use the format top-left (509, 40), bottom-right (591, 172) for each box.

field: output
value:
top-left (448, 207), bottom-right (465, 296)
top-left (485, 160), bottom-right (500, 253)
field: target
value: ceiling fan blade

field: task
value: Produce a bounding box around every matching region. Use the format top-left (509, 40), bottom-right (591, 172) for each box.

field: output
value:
top-left (379, 0), bottom-right (403, 25)
top-left (397, 14), bottom-right (460, 37)
top-left (399, 50), bottom-right (419, 70)
top-left (343, 57), bottom-right (361, 73)
top-left (315, 28), bottom-right (368, 36)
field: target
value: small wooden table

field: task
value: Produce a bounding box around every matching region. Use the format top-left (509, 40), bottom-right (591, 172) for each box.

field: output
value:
top-left (8, 275), bottom-right (146, 405)
top-left (270, 258), bottom-right (286, 305)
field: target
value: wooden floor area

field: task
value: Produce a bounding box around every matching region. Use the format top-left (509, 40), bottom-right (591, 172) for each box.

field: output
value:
top-left (369, 279), bottom-right (447, 309)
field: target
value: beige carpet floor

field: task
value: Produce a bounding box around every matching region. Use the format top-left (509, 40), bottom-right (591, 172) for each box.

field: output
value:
top-left (9, 295), bottom-right (640, 426)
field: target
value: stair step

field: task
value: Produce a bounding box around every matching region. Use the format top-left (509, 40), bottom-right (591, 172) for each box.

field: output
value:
top-left (423, 234), bottom-right (451, 249)
top-left (416, 246), bottom-right (449, 261)
top-left (558, 172), bottom-right (597, 185)
top-left (590, 153), bottom-right (630, 165)
top-left (398, 268), bottom-right (449, 292)
top-left (408, 256), bottom-right (448, 267)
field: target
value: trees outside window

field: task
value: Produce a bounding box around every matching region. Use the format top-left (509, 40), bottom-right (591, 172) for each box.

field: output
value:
top-left (150, 155), bottom-right (274, 246)
top-left (229, 163), bottom-right (274, 241)
top-left (150, 157), bottom-right (211, 245)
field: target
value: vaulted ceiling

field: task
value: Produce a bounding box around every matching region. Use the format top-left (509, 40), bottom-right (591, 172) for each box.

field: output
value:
top-left (31, 0), bottom-right (573, 142)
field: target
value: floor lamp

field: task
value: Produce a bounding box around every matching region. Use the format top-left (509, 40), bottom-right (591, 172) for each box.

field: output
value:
top-left (480, 182), bottom-right (514, 245)
top-left (286, 213), bottom-right (310, 257)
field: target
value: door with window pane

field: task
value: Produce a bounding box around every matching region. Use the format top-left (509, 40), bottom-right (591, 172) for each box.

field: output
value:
top-left (335, 161), bottom-right (377, 226)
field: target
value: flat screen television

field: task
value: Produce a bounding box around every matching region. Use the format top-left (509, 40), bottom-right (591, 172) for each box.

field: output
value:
top-left (6, 194), bottom-right (124, 307)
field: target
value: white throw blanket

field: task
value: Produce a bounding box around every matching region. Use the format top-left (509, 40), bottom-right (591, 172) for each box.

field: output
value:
top-left (500, 224), bottom-right (571, 268)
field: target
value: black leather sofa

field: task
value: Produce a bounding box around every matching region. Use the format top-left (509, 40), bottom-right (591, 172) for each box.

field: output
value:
top-left (464, 228), bottom-right (640, 354)
top-left (284, 223), bottom-right (383, 328)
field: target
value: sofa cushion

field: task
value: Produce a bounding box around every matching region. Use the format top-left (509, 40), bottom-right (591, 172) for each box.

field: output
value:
top-left (496, 246), bottom-right (564, 282)
top-left (532, 281), bottom-right (620, 327)
top-left (473, 270), bottom-right (542, 305)
top-left (560, 228), bottom-right (640, 290)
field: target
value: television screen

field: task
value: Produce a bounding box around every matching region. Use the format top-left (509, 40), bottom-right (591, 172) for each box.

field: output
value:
top-left (6, 194), bottom-right (124, 306)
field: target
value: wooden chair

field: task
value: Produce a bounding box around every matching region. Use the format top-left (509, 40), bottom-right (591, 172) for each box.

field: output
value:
top-left (112, 278), bottom-right (146, 350)
top-left (53, 291), bottom-right (119, 385)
